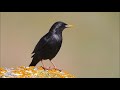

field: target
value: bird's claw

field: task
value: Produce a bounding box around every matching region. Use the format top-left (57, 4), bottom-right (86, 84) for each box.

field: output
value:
top-left (55, 68), bottom-right (63, 72)
top-left (42, 66), bottom-right (50, 70)
top-left (42, 66), bottom-right (63, 71)
top-left (49, 66), bottom-right (63, 71)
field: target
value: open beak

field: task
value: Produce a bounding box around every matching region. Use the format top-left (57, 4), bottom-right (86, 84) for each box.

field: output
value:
top-left (65, 24), bottom-right (73, 28)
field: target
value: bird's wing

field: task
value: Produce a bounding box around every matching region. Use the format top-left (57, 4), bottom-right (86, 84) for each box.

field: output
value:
top-left (32, 33), bottom-right (51, 54)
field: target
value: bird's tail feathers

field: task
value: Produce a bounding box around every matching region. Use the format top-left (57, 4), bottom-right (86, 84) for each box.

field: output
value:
top-left (29, 55), bottom-right (41, 66)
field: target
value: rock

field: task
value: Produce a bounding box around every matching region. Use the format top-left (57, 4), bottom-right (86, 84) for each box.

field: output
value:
top-left (0, 66), bottom-right (75, 78)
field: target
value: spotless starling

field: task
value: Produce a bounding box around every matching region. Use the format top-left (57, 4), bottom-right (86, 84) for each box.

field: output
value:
top-left (29, 21), bottom-right (72, 70)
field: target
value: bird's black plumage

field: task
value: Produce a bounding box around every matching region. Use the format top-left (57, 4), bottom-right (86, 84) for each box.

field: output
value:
top-left (29, 21), bottom-right (72, 67)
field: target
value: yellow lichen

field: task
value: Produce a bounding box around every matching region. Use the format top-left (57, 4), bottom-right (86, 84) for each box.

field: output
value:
top-left (0, 66), bottom-right (75, 78)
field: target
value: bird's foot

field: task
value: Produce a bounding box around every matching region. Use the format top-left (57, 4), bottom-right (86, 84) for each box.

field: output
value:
top-left (49, 66), bottom-right (63, 72)
top-left (42, 66), bottom-right (50, 70)
top-left (55, 68), bottom-right (63, 72)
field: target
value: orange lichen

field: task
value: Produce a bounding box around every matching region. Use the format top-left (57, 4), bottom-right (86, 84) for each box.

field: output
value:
top-left (0, 66), bottom-right (75, 78)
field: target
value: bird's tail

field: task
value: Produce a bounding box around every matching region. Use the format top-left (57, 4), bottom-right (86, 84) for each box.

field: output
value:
top-left (29, 55), bottom-right (41, 66)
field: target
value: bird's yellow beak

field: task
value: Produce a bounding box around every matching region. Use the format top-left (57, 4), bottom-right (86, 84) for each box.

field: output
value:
top-left (65, 24), bottom-right (73, 28)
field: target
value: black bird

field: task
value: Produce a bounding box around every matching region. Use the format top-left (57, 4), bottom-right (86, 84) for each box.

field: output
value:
top-left (29, 21), bottom-right (72, 70)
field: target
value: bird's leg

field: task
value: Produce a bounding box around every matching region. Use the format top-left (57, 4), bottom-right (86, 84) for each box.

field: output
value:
top-left (41, 60), bottom-right (49, 70)
top-left (49, 60), bottom-right (62, 71)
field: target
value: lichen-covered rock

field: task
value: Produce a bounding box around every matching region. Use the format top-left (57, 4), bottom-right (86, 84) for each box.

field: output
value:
top-left (0, 66), bottom-right (75, 78)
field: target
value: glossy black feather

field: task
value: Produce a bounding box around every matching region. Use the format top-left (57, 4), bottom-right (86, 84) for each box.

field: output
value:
top-left (29, 21), bottom-right (68, 66)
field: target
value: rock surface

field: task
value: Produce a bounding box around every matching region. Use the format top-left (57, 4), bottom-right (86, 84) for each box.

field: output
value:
top-left (0, 66), bottom-right (75, 78)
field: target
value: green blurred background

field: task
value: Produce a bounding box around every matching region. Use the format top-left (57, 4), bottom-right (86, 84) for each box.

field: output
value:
top-left (0, 12), bottom-right (119, 78)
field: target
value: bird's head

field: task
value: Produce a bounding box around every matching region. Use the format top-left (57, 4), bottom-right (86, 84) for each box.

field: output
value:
top-left (49, 21), bottom-right (72, 33)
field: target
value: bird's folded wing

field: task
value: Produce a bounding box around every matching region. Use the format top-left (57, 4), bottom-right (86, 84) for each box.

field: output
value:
top-left (32, 33), bottom-right (51, 54)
